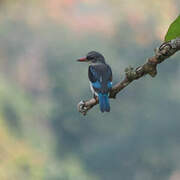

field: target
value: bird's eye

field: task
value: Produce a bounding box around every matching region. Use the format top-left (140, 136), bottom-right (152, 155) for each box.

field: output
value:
top-left (87, 56), bottom-right (94, 60)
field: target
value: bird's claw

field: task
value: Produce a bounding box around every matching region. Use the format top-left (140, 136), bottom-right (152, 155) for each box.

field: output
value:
top-left (77, 100), bottom-right (88, 115)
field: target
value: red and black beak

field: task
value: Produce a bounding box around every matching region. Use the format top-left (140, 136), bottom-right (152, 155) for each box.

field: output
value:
top-left (77, 57), bottom-right (88, 62)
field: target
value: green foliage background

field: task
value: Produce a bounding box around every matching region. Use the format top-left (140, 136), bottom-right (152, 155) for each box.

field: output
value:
top-left (0, 0), bottom-right (180, 180)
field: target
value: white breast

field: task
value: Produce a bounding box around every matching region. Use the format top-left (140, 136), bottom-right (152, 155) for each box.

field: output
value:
top-left (89, 82), bottom-right (98, 96)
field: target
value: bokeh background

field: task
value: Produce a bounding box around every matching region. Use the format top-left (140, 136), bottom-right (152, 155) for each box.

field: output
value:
top-left (0, 0), bottom-right (180, 179)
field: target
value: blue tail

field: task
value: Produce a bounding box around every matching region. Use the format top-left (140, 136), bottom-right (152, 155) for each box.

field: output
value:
top-left (98, 93), bottom-right (110, 112)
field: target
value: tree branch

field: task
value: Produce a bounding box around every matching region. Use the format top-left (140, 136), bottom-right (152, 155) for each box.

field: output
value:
top-left (77, 38), bottom-right (180, 115)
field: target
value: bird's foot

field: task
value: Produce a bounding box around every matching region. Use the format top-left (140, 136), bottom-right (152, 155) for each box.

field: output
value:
top-left (77, 98), bottom-right (98, 116)
top-left (77, 100), bottom-right (88, 116)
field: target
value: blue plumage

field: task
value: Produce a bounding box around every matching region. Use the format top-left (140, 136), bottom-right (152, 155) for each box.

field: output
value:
top-left (92, 81), bottom-right (101, 89)
top-left (98, 93), bottom-right (110, 112)
top-left (107, 82), bottom-right (112, 89)
top-left (90, 66), bottom-right (98, 79)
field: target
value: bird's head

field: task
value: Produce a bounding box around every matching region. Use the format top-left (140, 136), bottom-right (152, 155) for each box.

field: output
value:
top-left (77, 51), bottom-right (105, 64)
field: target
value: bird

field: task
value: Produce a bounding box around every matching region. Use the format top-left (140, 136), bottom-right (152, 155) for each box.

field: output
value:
top-left (77, 51), bottom-right (113, 112)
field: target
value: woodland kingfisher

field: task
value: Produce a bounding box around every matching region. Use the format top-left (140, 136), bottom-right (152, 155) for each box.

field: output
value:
top-left (77, 51), bottom-right (113, 112)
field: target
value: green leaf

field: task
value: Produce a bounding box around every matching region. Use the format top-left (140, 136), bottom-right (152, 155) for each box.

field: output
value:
top-left (165, 15), bottom-right (180, 42)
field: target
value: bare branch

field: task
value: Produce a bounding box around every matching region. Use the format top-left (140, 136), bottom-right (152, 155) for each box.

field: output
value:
top-left (77, 38), bottom-right (180, 115)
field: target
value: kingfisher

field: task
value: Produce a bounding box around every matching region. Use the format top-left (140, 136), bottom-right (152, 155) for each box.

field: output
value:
top-left (77, 51), bottom-right (113, 112)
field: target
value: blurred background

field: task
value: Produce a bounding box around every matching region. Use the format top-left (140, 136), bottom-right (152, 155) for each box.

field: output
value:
top-left (0, 0), bottom-right (180, 179)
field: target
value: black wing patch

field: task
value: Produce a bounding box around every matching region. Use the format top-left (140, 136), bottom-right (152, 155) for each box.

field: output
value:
top-left (88, 64), bottom-right (112, 93)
